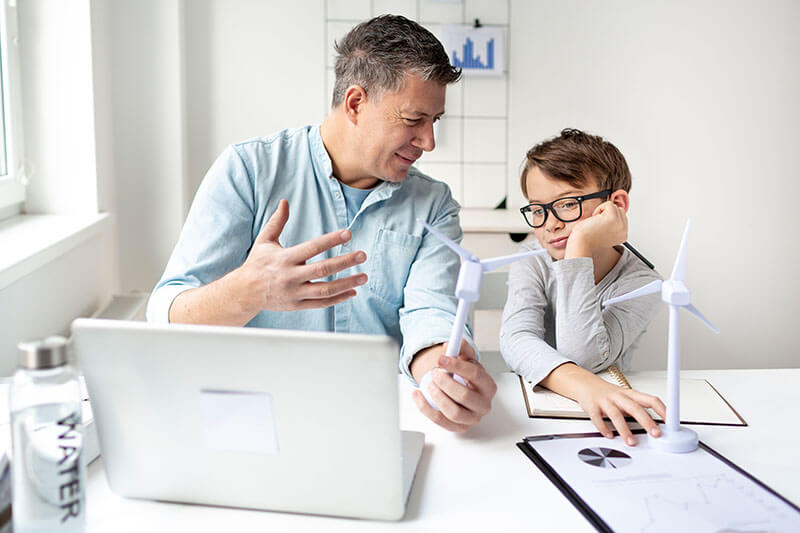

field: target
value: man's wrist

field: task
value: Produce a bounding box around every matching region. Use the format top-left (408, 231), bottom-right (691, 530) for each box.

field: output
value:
top-left (220, 267), bottom-right (262, 321)
top-left (410, 343), bottom-right (444, 383)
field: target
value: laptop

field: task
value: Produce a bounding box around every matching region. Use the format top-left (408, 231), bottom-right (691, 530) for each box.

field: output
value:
top-left (70, 318), bottom-right (424, 520)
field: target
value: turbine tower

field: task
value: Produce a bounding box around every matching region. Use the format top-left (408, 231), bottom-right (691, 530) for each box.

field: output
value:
top-left (418, 220), bottom-right (549, 410)
top-left (603, 220), bottom-right (719, 452)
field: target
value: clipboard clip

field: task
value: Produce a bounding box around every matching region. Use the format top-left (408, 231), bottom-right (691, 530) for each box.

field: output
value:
top-left (473, 18), bottom-right (482, 28)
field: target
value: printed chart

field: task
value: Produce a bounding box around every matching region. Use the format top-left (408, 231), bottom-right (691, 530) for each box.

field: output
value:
top-left (577, 447), bottom-right (632, 469)
top-left (522, 434), bottom-right (800, 532)
top-left (441, 25), bottom-right (504, 76)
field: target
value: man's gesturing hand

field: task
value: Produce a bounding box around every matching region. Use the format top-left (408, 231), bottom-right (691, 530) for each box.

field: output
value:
top-left (235, 199), bottom-right (368, 312)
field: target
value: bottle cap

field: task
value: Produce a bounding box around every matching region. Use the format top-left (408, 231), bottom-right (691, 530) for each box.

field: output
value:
top-left (17, 336), bottom-right (69, 370)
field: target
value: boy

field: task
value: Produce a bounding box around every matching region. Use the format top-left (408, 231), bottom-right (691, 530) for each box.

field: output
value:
top-left (500, 128), bottom-right (665, 446)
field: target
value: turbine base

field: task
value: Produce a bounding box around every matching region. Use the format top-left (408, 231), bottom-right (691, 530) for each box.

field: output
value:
top-left (419, 368), bottom-right (466, 411)
top-left (648, 424), bottom-right (698, 453)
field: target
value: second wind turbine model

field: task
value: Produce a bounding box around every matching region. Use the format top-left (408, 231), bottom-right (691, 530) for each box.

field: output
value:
top-left (417, 220), bottom-right (549, 410)
top-left (602, 220), bottom-right (719, 453)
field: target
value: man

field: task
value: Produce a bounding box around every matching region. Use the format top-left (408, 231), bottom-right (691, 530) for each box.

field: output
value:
top-left (147, 15), bottom-right (496, 432)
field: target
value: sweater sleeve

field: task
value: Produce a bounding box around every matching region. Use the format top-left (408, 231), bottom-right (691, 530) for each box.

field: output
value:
top-left (146, 145), bottom-right (257, 323)
top-left (500, 248), bottom-right (572, 385)
top-left (552, 256), bottom-right (661, 372)
top-left (551, 257), bottom-right (612, 371)
top-left (598, 266), bottom-right (662, 368)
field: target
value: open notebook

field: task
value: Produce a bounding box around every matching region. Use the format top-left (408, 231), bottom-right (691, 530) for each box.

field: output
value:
top-left (519, 366), bottom-right (746, 426)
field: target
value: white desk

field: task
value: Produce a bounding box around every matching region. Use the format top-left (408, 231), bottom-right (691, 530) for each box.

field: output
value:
top-left (85, 369), bottom-right (800, 532)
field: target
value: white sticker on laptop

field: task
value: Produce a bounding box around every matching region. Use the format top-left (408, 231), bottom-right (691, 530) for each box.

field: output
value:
top-left (199, 390), bottom-right (279, 455)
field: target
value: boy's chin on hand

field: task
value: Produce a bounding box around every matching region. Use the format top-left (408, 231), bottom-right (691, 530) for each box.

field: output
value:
top-left (563, 231), bottom-right (594, 259)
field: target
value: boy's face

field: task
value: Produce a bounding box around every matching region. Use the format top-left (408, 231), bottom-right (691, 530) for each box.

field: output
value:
top-left (525, 166), bottom-right (606, 260)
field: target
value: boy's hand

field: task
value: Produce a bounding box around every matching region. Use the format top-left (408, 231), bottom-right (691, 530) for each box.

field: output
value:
top-left (540, 363), bottom-right (665, 446)
top-left (566, 200), bottom-right (628, 257)
top-left (572, 374), bottom-right (666, 446)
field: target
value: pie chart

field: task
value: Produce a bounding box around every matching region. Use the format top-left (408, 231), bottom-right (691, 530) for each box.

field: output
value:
top-left (577, 447), bottom-right (632, 469)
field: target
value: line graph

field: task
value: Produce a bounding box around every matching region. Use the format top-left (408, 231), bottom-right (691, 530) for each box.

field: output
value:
top-left (602, 473), bottom-right (795, 532)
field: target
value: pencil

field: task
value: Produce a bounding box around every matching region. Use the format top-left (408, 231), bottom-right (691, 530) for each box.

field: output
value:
top-left (622, 241), bottom-right (655, 270)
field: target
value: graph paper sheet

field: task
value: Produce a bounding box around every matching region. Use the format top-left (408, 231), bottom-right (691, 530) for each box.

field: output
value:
top-left (518, 432), bottom-right (800, 533)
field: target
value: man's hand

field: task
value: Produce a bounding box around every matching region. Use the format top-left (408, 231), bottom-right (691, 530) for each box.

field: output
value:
top-left (410, 340), bottom-right (497, 433)
top-left (234, 198), bottom-right (368, 311)
top-left (169, 199), bottom-right (367, 325)
top-left (566, 197), bottom-right (628, 258)
top-left (542, 363), bottom-right (666, 446)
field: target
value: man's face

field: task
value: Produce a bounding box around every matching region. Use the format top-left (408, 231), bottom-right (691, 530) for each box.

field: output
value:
top-left (354, 74), bottom-right (446, 183)
top-left (526, 166), bottom-right (606, 260)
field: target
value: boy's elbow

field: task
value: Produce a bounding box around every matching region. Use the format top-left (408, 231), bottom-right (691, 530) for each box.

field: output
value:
top-left (498, 329), bottom-right (526, 373)
top-left (560, 350), bottom-right (600, 371)
top-left (558, 338), bottom-right (613, 372)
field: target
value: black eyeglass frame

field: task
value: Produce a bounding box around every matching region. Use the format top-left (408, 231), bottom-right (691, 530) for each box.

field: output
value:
top-left (519, 189), bottom-right (613, 229)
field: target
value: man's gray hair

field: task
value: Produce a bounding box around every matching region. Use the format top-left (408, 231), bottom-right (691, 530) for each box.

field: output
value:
top-left (332, 15), bottom-right (461, 107)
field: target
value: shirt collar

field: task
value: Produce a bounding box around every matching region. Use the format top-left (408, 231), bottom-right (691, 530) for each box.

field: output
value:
top-left (309, 125), bottom-right (334, 180)
top-left (310, 124), bottom-right (404, 206)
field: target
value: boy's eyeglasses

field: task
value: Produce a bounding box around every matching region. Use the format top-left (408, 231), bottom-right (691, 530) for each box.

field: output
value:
top-left (520, 189), bottom-right (612, 229)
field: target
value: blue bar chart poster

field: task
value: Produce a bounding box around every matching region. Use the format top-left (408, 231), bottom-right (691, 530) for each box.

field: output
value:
top-left (441, 24), bottom-right (504, 76)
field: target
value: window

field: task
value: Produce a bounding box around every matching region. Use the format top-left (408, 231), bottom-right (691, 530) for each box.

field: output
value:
top-left (0, 0), bottom-right (23, 220)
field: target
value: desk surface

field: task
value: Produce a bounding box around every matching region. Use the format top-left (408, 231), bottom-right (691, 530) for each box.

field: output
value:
top-left (86, 368), bottom-right (800, 532)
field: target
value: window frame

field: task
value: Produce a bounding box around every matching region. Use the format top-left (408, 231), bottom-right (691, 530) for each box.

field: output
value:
top-left (0, 0), bottom-right (24, 219)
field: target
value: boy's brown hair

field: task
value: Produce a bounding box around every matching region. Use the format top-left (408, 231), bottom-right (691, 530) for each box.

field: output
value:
top-left (520, 128), bottom-right (632, 199)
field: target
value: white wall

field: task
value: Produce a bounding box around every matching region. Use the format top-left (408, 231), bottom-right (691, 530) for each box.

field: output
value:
top-left (108, 0), bottom-right (188, 293)
top-left (162, 1), bottom-right (799, 370)
top-left (7, 1), bottom-right (790, 373)
top-left (183, 0), bottom-right (326, 198)
top-left (509, 0), bottom-right (800, 370)
top-left (103, 0), bottom-right (327, 295)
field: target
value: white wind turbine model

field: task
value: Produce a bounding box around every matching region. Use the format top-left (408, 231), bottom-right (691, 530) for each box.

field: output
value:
top-left (418, 220), bottom-right (549, 410)
top-left (602, 220), bottom-right (719, 453)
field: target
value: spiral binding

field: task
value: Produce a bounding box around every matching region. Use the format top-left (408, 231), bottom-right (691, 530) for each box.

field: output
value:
top-left (606, 365), bottom-right (632, 389)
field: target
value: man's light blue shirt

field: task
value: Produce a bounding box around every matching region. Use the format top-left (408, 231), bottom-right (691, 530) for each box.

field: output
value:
top-left (341, 182), bottom-right (373, 225)
top-left (147, 125), bottom-right (474, 380)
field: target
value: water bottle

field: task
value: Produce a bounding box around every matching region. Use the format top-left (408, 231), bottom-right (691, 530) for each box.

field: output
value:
top-left (10, 337), bottom-right (85, 533)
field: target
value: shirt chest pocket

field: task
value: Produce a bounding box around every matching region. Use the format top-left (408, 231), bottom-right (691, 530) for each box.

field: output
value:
top-left (366, 228), bottom-right (422, 305)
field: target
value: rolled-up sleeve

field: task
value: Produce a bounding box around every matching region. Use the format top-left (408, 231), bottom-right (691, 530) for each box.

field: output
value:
top-left (146, 284), bottom-right (195, 324)
top-left (398, 196), bottom-right (476, 383)
top-left (146, 145), bottom-right (257, 323)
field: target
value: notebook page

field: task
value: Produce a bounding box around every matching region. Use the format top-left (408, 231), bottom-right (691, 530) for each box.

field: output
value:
top-left (625, 376), bottom-right (743, 425)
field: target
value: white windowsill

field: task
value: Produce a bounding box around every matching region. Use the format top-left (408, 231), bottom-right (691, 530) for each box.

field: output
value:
top-left (0, 213), bottom-right (111, 291)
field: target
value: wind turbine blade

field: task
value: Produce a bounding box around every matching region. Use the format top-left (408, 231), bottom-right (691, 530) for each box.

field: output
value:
top-left (683, 303), bottom-right (720, 334)
top-left (601, 280), bottom-right (663, 309)
top-left (418, 219), bottom-right (477, 262)
top-left (670, 219), bottom-right (692, 281)
top-left (480, 249), bottom-right (549, 272)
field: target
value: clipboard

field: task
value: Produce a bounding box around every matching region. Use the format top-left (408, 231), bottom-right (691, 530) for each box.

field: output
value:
top-left (517, 431), bottom-right (800, 532)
